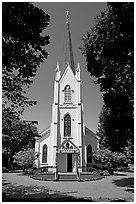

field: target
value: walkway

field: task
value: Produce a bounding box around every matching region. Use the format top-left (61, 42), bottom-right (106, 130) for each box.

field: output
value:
top-left (2, 171), bottom-right (134, 201)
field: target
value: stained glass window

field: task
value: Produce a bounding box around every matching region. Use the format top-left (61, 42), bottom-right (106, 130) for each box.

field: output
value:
top-left (64, 85), bottom-right (71, 102)
top-left (42, 144), bottom-right (47, 163)
top-left (64, 114), bottom-right (71, 137)
top-left (87, 144), bottom-right (92, 164)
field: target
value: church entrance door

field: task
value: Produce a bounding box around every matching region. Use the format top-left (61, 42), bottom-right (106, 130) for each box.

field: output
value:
top-left (67, 153), bottom-right (72, 172)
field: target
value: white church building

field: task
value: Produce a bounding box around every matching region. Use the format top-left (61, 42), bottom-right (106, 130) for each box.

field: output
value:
top-left (35, 12), bottom-right (99, 173)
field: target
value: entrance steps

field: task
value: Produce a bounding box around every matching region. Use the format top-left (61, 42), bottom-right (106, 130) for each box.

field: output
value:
top-left (31, 169), bottom-right (103, 181)
top-left (58, 172), bottom-right (78, 181)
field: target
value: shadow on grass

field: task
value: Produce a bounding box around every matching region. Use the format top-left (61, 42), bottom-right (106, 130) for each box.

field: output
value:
top-left (112, 177), bottom-right (134, 187)
top-left (112, 177), bottom-right (134, 194)
top-left (2, 183), bottom-right (93, 202)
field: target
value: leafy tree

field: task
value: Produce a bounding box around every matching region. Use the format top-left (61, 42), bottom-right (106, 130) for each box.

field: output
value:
top-left (13, 148), bottom-right (36, 170)
top-left (2, 108), bottom-right (39, 169)
top-left (82, 2), bottom-right (134, 151)
top-left (2, 2), bottom-right (50, 168)
top-left (93, 147), bottom-right (133, 171)
top-left (2, 2), bottom-right (50, 113)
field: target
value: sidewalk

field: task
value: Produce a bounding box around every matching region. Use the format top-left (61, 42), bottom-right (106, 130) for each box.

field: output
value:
top-left (2, 171), bottom-right (134, 202)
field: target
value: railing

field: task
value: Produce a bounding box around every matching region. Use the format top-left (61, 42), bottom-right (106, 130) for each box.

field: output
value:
top-left (54, 166), bottom-right (58, 181)
top-left (76, 166), bottom-right (80, 180)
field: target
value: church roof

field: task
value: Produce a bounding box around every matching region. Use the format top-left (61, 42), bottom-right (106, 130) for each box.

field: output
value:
top-left (40, 126), bottom-right (50, 136)
top-left (62, 11), bottom-right (75, 75)
top-left (85, 126), bottom-right (99, 140)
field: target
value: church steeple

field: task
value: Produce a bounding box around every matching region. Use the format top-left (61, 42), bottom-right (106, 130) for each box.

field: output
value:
top-left (63, 11), bottom-right (75, 74)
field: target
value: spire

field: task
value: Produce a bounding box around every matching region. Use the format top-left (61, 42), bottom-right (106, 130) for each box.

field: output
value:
top-left (63, 11), bottom-right (75, 74)
top-left (55, 62), bottom-right (60, 81)
top-left (76, 62), bottom-right (81, 81)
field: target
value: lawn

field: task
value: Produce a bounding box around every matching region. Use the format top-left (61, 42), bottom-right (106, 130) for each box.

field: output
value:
top-left (2, 171), bottom-right (134, 202)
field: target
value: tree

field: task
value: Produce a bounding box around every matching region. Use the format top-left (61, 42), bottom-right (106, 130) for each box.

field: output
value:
top-left (2, 3), bottom-right (50, 168)
top-left (2, 108), bottom-right (39, 169)
top-left (93, 147), bottom-right (133, 171)
top-left (82, 2), bottom-right (134, 151)
top-left (2, 2), bottom-right (50, 113)
top-left (13, 148), bottom-right (36, 171)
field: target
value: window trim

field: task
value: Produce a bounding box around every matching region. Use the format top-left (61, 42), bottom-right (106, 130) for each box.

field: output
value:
top-left (64, 85), bottom-right (72, 103)
top-left (64, 113), bottom-right (71, 137)
top-left (42, 144), bottom-right (48, 164)
top-left (87, 144), bottom-right (92, 164)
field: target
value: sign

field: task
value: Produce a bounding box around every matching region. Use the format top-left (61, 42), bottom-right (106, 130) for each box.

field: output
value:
top-left (58, 149), bottom-right (79, 153)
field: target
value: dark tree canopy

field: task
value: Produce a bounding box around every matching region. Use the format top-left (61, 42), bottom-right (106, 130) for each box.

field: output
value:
top-left (2, 3), bottom-right (50, 168)
top-left (82, 2), bottom-right (134, 151)
top-left (2, 108), bottom-right (39, 169)
top-left (2, 108), bottom-right (39, 156)
top-left (2, 2), bottom-right (50, 112)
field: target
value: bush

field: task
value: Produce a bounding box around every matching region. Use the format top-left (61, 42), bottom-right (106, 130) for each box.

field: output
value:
top-left (93, 147), bottom-right (134, 171)
top-left (13, 148), bottom-right (36, 171)
top-left (2, 167), bottom-right (8, 173)
top-left (23, 168), bottom-right (34, 175)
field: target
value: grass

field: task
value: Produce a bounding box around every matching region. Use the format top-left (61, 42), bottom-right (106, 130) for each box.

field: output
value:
top-left (2, 171), bottom-right (134, 202)
top-left (3, 183), bottom-right (93, 202)
top-left (3, 182), bottom-right (133, 202)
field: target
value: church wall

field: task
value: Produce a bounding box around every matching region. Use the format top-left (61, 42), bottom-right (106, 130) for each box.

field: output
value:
top-left (59, 108), bottom-right (79, 145)
top-left (85, 128), bottom-right (97, 154)
top-left (59, 66), bottom-right (78, 104)
top-left (39, 135), bottom-right (50, 166)
top-left (39, 130), bottom-right (50, 143)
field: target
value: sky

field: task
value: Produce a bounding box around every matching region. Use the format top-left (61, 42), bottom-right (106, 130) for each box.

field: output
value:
top-left (22, 2), bottom-right (106, 134)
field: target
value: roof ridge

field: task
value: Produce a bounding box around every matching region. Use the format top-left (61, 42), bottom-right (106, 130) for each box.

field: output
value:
top-left (40, 126), bottom-right (50, 135)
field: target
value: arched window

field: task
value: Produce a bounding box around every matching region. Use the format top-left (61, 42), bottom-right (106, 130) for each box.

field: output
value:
top-left (64, 85), bottom-right (71, 102)
top-left (42, 144), bottom-right (47, 163)
top-left (87, 144), bottom-right (92, 164)
top-left (64, 114), bottom-right (71, 137)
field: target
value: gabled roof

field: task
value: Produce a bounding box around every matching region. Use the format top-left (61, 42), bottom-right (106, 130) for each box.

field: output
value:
top-left (59, 63), bottom-right (77, 84)
top-left (85, 126), bottom-right (99, 140)
top-left (58, 138), bottom-right (79, 153)
top-left (40, 126), bottom-right (50, 136)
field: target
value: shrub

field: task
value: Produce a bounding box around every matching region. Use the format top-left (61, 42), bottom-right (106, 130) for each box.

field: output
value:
top-left (93, 147), bottom-right (134, 171)
top-left (13, 148), bottom-right (36, 171)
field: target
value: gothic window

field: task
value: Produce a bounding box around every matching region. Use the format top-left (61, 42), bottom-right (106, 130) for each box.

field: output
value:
top-left (87, 144), bottom-right (92, 164)
top-left (64, 114), bottom-right (71, 137)
top-left (42, 144), bottom-right (47, 163)
top-left (64, 85), bottom-right (71, 102)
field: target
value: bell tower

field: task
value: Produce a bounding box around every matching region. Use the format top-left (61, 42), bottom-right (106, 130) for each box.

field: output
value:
top-left (49, 11), bottom-right (85, 172)
top-left (35, 12), bottom-right (98, 172)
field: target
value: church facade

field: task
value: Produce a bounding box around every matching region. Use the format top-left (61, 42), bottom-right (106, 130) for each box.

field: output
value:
top-left (35, 12), bottom-right (99, 173)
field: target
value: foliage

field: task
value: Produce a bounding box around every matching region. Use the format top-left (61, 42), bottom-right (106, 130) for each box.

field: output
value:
top-left (2, 108), bottom-right (39, 169)
top-left (93, 146), bottom-right (133, 170)
top-left (2, 2), bottom-right (49, 169)
top-left (82, 2), bottom-right (134, 151)
top-left (13, 148), bottom-right (36, 170)
top-left (2, 2), bottom-right (50, 113)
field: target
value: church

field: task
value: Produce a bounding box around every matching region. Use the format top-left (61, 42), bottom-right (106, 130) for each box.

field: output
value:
top-left (35, 12), bottom-right (99, 173)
